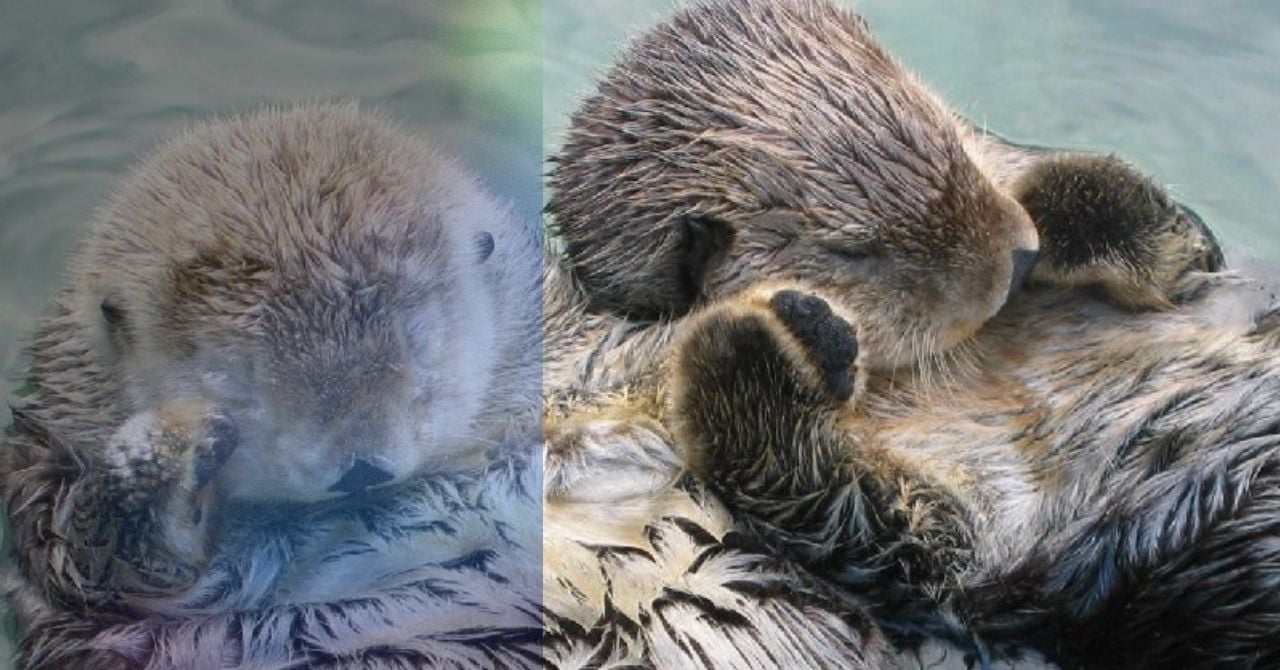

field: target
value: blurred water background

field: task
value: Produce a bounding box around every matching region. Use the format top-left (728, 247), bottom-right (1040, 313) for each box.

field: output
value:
top-left (0, 0), bottom-right (539, 664)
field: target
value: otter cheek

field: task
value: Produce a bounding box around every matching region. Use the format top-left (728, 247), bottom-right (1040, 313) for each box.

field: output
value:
top-left (411, 412), bottom-right (487, 473)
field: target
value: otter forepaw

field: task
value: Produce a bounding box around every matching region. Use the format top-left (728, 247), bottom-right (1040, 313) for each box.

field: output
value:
top-left (106, 402), bottom-right (239, 525)
top-left (768, 290), bottom-right (859, 402)
top-left (672, 286), bottom-right (861, 499)
top-left (675, 285), bottom-right (861, 411)
top-left (1015, 154), bottom-right (1224, 310)
top-left (194, 412), bottom-right (239, 492)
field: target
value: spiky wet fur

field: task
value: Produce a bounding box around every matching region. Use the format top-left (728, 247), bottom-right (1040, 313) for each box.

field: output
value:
top-left (547, 0), bottom-right (1041, 376)
top-left (547, 192), bottom-right (1279, 669)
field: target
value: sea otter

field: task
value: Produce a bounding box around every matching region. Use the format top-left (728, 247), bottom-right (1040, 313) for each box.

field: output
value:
top-left (543, 0), bottom-right (1272, 668)
top-left (0, 102), bottom-right (548, 668)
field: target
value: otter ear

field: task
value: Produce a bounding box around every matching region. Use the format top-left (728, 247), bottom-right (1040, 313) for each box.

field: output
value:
top-left (473, 232), bottom-right (495, 264)
top-left (100, 296), bottom-right (131, 353)
top-left (675, 214), bottom-right (734, 312)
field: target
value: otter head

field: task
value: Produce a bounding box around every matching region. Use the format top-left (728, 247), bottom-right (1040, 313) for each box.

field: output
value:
top-left (547, 0), bottom-right (1038, 370)
top-left (76, 104), bottom-right (538, 503)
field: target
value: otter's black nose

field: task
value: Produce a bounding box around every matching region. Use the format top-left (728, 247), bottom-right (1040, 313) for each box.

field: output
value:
top-left (328, 459), bottom-right (395, 495)
top-left (1009, 248), bottom-right (1039, 300)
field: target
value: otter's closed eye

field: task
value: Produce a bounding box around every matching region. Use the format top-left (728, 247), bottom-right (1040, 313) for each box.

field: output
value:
top-left (819, 241), bottom-right (878, 262)
top-left (100, 297), bottom-right (126, 328)
top-left (474, 232), bottom-right (495, 264)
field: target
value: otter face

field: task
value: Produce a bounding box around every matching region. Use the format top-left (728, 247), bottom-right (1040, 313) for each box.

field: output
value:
top-left (188, 256), bottom-right (498, 503)
top-left (701, 183), bottom-right (1037, 371)
top-left (77, 105), bottom-right (533, 503)
top-left (548, 0), bottom-right (1038, 369)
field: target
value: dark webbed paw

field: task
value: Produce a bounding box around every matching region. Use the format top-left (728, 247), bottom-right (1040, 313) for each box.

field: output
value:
top-left (769, 290), bottom-right (858, 401)
top-left (671, 287), bottom-right (869, 558)
top-left (673, 285), bottom-right (862, 423)
top-left (1015, 154), bottom-right (1224, 309)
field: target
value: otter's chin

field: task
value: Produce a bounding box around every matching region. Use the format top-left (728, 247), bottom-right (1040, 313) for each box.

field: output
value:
top-left (937, 318), bottom-right (989, 350)
top-left (858, 319), bottom-right (984, 373)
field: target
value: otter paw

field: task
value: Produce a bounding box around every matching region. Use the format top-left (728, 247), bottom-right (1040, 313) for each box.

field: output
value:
top-left (672, 287), bottom-right (860, 485)
top-left (106, 402), bottom-right (239, 522)
top-left (194, 413), bottom-right (239, 491)
top-left (768, 290), bottom-right (859, 401)
top-left (676, 285), bottom-right (861, 409)
top-left (1015, 154), bottom-right (1224, 310)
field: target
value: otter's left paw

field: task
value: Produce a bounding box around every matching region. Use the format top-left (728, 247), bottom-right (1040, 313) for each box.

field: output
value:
top-left (671, 286), bottom-right (862, 498)
top-left (1015, 154), bottom-right (1224, 310)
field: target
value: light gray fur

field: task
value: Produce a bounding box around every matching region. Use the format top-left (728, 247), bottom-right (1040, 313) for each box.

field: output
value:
top-left (1, 103), bottom-right (547, 669)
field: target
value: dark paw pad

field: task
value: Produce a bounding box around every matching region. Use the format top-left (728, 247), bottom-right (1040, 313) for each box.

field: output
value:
top-left (194, 413), bottom-right (239, 491)
top-left (769, 290), bottom-right (858, 401)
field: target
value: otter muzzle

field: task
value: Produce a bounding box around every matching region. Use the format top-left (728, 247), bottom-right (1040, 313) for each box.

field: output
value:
top-left (1009, 248), bottom-right (1039, 300)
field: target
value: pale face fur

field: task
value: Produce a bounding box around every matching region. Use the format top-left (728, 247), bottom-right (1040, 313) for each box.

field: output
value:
top-left (548, 0), bottom-right (1038, 371)
top-left (69, 104), bottom-right (539, 503)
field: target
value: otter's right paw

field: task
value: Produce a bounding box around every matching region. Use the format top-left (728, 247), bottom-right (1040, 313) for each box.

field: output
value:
top-left (768, 290), bottom-right (859, 402)
top-left (671, 286), bottom-right (861, 493)
top-left (674, 286), bottom-right (861, 411)
top-left (1014, 154), bottom-right (1224, 310)
top-left (105, 402), bottom-right (238, 555)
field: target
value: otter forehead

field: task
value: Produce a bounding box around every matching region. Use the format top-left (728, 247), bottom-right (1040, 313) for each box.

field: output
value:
top-left (77, 104), bottom-right (491, 366)
top-left (85, 104), bottom-right (477, 278)
top-left (555, 0), bottom-right (969, 218)
top-left (158, 231), bottom-right (453, 336)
